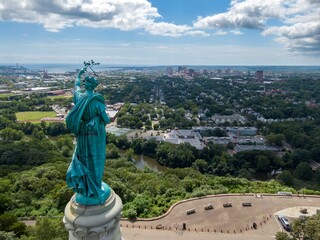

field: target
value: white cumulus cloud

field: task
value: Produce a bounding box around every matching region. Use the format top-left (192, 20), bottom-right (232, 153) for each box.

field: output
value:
top-left (214, 30), bottom-right (228, 35)
top-left (0, 0), bottom-right (160, 31)
top-left (0, 0), bottom-right (209, 37)
top-left (230, 30), bottom-right (243, 35)
top-left (193, 0), bottom-right (320, 55)
top-left (194, 0), bottom-right (284, 30)
top-left (144, 22), bottom-right (191, 37)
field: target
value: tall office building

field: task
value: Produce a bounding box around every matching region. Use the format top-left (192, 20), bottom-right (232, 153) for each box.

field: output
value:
top-left (166, 67), bottom-right (173, 75)
top-left (255, 70), bottom-right (263, 81)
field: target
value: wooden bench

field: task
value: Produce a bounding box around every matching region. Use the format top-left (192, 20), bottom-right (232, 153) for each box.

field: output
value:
top-left (223, 203), bottom-right (232, 208)
top-left (204, 204), bottom-right (214, 210)
top-left (186, 209), bottom-right (196, 215)
top-left (242, 202), bottom-right (252, 207)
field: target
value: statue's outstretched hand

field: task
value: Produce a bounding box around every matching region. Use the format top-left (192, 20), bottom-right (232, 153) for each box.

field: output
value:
top-left (76, 68), bottom-right (86, 87)
top-left (79, 68), bottom-right (86, 75)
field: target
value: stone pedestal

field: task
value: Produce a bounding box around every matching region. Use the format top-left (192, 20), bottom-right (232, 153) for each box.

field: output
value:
top-left (63, 190), bottom-right (123, 240)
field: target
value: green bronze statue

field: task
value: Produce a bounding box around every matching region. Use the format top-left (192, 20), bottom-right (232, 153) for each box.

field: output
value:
top-left (66, 62), bottom-right (111, 205)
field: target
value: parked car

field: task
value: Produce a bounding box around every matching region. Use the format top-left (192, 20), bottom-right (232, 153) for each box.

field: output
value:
top-left (278, 215), bottom-right (291, 231)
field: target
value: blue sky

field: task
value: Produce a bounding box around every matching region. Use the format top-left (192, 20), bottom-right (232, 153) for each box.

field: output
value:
top-left (0, 0), bottom-right (319, 65)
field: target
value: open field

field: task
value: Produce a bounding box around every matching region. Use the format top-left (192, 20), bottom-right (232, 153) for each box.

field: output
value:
top-left (47, 94), bottom-right (72, 100)
top-left (0, 93), bottom-right (14, 98)
top-left (16, 111), bottom-right (57, 122)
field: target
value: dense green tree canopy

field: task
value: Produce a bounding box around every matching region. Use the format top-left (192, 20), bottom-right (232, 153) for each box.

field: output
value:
top-left (276, 212), bottom-right (320, 240)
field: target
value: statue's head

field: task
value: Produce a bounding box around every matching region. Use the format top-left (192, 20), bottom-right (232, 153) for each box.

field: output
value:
top-left (83, 76), bottom-right (99, 90)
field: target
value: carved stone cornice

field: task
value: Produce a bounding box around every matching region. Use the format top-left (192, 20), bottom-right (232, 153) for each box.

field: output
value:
top-left (64, 190), bottom-right (123, 240)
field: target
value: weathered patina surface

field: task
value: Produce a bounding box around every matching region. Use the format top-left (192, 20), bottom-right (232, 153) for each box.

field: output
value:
top-left (66, 67), bottom-right (110, 205)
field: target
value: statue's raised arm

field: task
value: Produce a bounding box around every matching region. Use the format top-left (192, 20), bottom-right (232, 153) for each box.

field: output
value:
top-left (66, 62), bottom-right (110, 205)
top-left (75, 68), bottom-right (86, 88)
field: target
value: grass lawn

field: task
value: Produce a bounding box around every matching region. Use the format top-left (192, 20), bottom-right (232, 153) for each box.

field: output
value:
top-left (0, 93), bottom-right (14, 98)
top-left (48, 94), bottom-right (72, 100)
top-left (16, 111), bottom-right (57, 122)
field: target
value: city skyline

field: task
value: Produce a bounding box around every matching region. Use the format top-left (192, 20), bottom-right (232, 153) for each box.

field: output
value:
top-left (0, 0), bottom-right (319, 65)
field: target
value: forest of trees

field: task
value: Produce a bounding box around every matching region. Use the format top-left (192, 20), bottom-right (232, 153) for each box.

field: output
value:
top-left (1, 72), bottom-right (320, 238)
top-left (275, 212), bottom-right (320, 240)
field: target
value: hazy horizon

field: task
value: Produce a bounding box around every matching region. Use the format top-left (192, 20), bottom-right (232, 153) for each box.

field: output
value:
top-left (1, 63), bottom-right (320, 67)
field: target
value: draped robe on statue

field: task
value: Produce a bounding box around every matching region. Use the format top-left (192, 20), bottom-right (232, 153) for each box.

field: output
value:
top-left (66, 89), bottom-right (110, 205)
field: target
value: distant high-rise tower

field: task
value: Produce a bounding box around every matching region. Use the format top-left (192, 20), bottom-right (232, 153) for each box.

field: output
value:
top-left (188, 68), bottom-right (195, 77)
top-left (202, 69), bottom-right (209, 75)
top-left (177, 66), bottom-right (188, 74)
top-left (43, 70), bottom-right (49, 79)
top-left (166, 67), bottom-right (173, 75)
top-left (255, 70), bottom-right (263, 81)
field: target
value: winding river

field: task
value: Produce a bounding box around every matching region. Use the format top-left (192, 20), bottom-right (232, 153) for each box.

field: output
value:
top-left (132, 154), bottom-right (167, 172)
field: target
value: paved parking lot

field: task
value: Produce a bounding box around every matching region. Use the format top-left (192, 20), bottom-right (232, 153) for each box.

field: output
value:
top-left (121, 194), bottom-right (320, 239)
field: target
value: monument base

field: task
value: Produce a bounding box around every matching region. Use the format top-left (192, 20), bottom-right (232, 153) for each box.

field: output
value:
top-left (63, 190), bottom-right (123, 240)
